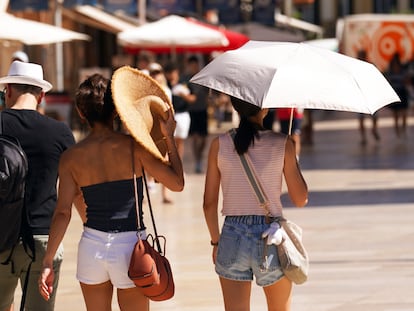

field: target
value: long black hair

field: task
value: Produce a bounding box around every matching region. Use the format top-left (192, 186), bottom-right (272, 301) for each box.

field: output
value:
top-left (230, 96), bottom-right (262, 155)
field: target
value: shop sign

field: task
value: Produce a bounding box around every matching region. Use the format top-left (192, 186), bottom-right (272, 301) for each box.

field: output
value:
top-left (102, 0), bottom-right (137, 14)
top-left (63, 0), bottom-right (98, 8)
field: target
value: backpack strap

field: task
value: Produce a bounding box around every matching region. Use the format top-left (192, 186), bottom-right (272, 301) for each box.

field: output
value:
top-left (19, 262), bottom-right (33, 311)
top-left (0, 111), bottom-right (3, 134)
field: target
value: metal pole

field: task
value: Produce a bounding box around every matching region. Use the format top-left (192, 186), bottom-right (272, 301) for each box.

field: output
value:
top-left (138, 0), bottom-right (146, 24)
top-left (284, 0), bottom-right (292, 17)
top-left (54, 0), bottom-right (63, 91)
top-left (195, 0), bottom-right (203, 17)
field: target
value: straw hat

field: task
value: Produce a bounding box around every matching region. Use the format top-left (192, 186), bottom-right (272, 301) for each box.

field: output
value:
top-left (0, 61), bottom-right (52, 92)
top-left (111, 66), bottom-right (173, 161)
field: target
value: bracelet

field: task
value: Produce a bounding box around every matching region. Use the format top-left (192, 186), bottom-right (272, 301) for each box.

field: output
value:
top-left (210, 240), bottom-right (219, 246)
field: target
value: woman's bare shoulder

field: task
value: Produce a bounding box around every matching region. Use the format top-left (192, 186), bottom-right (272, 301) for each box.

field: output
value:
top-left (59, 132), bottom-right (136, 185)
top-left (61, 132), bottom-right (131, 161)
top-left (209, 136), bottom-right (220, 150)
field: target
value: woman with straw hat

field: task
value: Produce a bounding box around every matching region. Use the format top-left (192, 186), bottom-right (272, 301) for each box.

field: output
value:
top-left (39, 70), bottom-right (184, 310)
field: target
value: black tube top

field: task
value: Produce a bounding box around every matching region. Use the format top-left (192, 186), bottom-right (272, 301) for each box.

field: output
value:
top-left (81, 177), bottom-right (145, 232)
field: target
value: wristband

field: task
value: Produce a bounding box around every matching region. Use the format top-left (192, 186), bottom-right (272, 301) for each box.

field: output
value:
top-left (210, 240), bottom-right (219, 246)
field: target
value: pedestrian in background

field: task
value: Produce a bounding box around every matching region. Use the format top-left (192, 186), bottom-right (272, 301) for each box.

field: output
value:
top-left (263, 108), bottom-right (276, 130)
top-left (212, 91), bottom-right (233, 129)
top-left (385, 52), bottom-right (410, 139)
top-left (10, 50), bottom-right (47, 115)
top-left (136, 51), bottom-right (155, 75)
top-left (276, 107), bottom-right (304, 158)
top-left (39, 71), bottom-right (184, 310)
top-left (0, 61), bottom-right (76, 311)
top-left (148, 62), bottom-right (174, 204)
top-left (356, 49), bottom-right (380, 145)
top-left (185, 55), bottom-right (210, 173)
top-left (203, 95), bottom-right (308, 311)
top-left (164, 62), bottom-right (195, 161)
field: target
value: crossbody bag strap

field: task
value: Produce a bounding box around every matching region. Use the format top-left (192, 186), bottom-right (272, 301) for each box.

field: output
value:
top-left (131, 139), bottom-right (142, 231)
top-left (130, 138), bottom-right (164, 254)
top-left (141, 169), bottom-right (164, 254)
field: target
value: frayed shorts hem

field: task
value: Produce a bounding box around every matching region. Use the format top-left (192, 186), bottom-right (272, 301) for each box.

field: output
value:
top-left (216, 269), bottom-right (285, 287)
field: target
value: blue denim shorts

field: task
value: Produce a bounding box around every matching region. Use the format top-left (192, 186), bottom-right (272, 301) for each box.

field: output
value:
top-left (215, 215), bottom-right (284, 287)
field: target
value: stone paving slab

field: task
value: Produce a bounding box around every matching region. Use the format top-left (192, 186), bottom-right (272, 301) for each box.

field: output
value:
top-left (12, 112), bottom-right (414, 310)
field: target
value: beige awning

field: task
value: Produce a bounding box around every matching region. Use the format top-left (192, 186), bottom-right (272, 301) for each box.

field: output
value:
top-left (275, 13), bottom-right (323, 37)
top-left (228, 22), bottom-right (305, 42)
top-left (63, 5), bottom-right (138, 34)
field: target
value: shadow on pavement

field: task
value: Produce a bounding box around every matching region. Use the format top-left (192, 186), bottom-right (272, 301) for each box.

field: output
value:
top-left (282, 188), bottom-right (414, 207)
top-left (300, 126), bottom-right (414, 170)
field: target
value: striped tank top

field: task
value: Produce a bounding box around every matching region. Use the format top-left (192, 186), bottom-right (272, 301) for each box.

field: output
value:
top-left (218, 130), bottom-right (287, 216)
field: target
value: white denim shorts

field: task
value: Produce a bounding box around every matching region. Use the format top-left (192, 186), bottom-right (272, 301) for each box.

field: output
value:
top-left (77, 227), bottom-right (146, 289)
top-left (174, 111), bottom-right (191, 139)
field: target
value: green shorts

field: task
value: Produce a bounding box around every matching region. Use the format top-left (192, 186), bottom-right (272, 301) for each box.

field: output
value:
top-left (0, 235), bottom-right (63, 311)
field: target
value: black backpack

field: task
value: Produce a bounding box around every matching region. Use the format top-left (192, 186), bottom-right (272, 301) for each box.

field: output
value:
top-left (0, 111), bottom-right (29, 253)
top-left (0, 111), bottom-right (35, 311)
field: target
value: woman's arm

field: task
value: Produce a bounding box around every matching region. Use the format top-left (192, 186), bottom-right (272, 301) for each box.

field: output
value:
top-left (39, 154), bottom-right (77, 300)
top-left (203, 138), bottom-right (221, 263)
top-left (283, 137), bottom-right (308, 207)
top-left (139, 107), bottom-right (184, 191)
top-left (73, 188), bottom-right (87, 223)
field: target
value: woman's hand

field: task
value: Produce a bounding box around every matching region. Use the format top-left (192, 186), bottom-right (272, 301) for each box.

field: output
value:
top-left (212, 245), bottom-right (218, 264)
top-left (39, 266), bottom-right (54, 301)
top-left (159, 106), bottom-right (176, 138)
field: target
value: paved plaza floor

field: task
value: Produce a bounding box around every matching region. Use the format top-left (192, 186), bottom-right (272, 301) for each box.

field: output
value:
top-left (13, 110), bottom-right (414, 310)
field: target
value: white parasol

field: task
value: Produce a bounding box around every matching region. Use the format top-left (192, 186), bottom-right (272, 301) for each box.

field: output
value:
top-left (190, 40), bottom-right (400, 115)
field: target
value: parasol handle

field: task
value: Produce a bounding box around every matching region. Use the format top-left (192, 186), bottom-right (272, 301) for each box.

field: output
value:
top-left (288, 107), bottom-right (294, 136)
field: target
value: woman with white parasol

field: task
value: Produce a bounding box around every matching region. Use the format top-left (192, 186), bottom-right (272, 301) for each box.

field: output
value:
top-left (203, 96), bottom-right (308, 311)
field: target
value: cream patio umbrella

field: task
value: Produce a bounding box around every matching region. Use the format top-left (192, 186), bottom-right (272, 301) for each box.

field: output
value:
top-left (0, 12), bottom-right (90, 90)
top-left (0, 13), bottom-right (90, 45)
top-left (117, 15), bottom-right (229, 54)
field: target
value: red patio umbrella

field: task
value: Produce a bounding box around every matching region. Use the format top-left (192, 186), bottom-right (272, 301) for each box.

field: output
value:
top-left (183, 17), bottom-right (250, 53)
top-left (120, 15), bottom-right (249, 54)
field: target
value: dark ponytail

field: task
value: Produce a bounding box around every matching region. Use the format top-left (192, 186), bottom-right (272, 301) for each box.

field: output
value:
top-left (230, 96), bottom-right (262, 155)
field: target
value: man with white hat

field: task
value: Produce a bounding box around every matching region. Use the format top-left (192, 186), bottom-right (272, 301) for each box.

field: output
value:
top-left (0, 61), bottom-right (75, 310)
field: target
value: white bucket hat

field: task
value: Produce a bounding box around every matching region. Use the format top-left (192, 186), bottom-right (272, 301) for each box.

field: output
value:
top-left (0, 61), bottom-right (52, 92)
